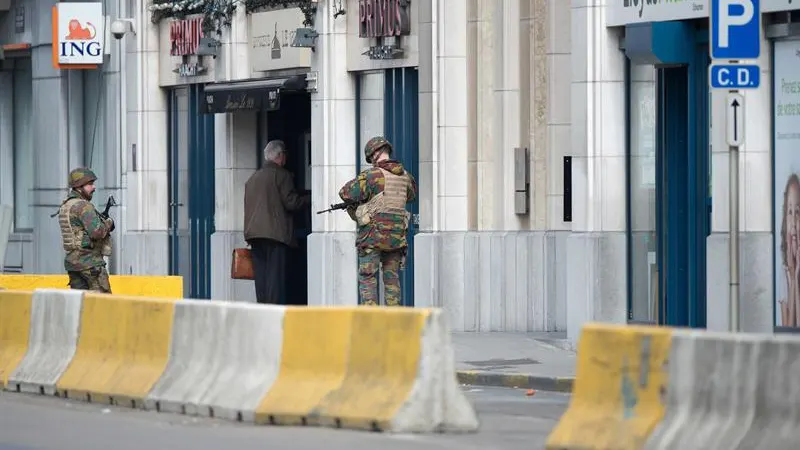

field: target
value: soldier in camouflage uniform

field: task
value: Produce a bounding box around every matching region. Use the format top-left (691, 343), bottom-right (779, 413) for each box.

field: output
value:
top-left (58, 168), bottom-right (115, 293)
top-left (339, 136), bottom-right (418, 306)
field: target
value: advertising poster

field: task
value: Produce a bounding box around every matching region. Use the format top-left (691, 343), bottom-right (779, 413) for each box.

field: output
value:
top-left (774, 40), bottom-right (800, 328)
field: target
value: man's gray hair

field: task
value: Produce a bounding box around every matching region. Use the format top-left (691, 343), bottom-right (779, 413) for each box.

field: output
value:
top-left (264, 140), bottom-right (286, 161)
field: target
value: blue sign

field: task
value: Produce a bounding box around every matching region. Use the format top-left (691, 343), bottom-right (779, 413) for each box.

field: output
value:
top-left (711, 0), bottom-right (761, 60)
top-left (710, 64), bottom-right (760, 89)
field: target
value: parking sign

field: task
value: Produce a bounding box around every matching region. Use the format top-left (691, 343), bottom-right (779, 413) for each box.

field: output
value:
top-left (711, 0), bottom-right (761, 60)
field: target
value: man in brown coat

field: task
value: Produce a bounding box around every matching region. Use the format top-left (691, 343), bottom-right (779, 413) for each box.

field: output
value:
top-left (244, 140), bottom-right (310, 304)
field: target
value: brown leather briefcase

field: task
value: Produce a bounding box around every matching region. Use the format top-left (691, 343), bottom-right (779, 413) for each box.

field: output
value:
top-left (231, 248), bottom-right (254, 280)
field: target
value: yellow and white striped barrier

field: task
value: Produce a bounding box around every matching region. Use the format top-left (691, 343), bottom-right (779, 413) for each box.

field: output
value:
top-left (545, 322), bottom-right (800, 450)
top-left (0, 289), bottom-right (479, 434)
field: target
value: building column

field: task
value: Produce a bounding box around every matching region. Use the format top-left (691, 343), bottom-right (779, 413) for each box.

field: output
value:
top-left (211, 112), bottom-right (258, 302)
top-left (98, 0), bottom-right (124, 275)
top-left (565, 2), bottom-right (628, 342)
top-left (306, 5), bottom-right (359, 306)
top-left (0, 71), bottom-right (13, 209)
top-left (120, 0), bottom-right (170, 275)
top-left (30, 0), bottom-right (75, 274)
top-left (415, 0), bottom-right (569, 332)
top-left (208, 6), bottom-right (257, 302)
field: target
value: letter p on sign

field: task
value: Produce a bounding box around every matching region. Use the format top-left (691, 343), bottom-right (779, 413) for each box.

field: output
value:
top-left (711, 0), bottom-right (760, 60)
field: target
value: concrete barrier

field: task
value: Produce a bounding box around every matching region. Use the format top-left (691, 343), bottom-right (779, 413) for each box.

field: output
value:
top-left (644, 331), bottom-right (800, 450)
top-left (0, 290), bottom-right (32, 388)
top-left (1, 292), bottom-right (478, 434)
top-left (0, 275), bottom-right (184, 299)
top-left (545, 323), bottom-right (672, 450)
top-left (143, 300), bottom-right (231, 415)
top-left (254, 307), bottom-right (354, 427)
top-left (254, 307), bottom-right (479, 433)
top-left (7, 289), bottom-right (83, 395)
top-left (145, 300), bottom-right (285, 422)
top-left (55, 293), bottom-right (175, 407)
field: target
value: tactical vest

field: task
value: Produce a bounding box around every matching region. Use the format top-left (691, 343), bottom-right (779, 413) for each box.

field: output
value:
top-left (355, 168), bottom-right (411, 227)
top-left (58, 197), bottom-right (84, 252)
top-left (57, 197), bottom-right (111, 256)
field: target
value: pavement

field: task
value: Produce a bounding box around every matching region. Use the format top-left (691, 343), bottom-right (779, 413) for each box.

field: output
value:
top-left (0, 386), bottom-right (569, 450)
top-left (452, 331), bottom-right (577, 393)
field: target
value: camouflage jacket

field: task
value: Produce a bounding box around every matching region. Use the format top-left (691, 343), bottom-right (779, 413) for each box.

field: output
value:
top-left (60, 191), bottom-right (112, 271)
top-left (339, 160), bottom-right (418, 251)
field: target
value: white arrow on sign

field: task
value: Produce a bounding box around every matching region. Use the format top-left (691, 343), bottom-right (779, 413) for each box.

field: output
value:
top-left (726, 92), bottom-right (745, 147)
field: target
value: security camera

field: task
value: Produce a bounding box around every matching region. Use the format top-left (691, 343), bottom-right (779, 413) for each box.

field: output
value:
top-left (110, 18), bottom-right (135, 40)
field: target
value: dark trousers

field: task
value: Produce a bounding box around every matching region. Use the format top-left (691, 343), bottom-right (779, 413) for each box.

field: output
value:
top-left (248, 238), bottom-right (286, 305)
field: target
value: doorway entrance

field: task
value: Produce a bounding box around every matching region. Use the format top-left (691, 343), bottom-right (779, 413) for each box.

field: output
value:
top-left (256, 90), bottom-right (312, 306)
top-left (625, 21), bottom-right (710, 328)
top-left (383, 67), bottom-right (420, 307)
top-left (167, 85), bottom-right (216, 299)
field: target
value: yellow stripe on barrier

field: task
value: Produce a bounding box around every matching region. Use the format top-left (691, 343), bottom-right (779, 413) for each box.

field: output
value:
top-left (0, 275), bottom-right (183, 299)
top-left (0, 290), bottom-right (32, 388)
top-left (254, 307), bottom-right (355, 426)
top-left (545, 323), bottom-right (673, 450)
top-left (55, 294), bottom-right (175, 407)
top-left (316, 308), bottom-right (429, 431)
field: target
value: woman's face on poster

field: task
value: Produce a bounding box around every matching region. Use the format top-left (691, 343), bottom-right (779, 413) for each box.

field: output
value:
top-left (788, 182), bottom-right (800, 250)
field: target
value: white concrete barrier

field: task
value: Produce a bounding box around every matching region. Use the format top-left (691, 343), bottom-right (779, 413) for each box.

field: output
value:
top-left (645, 331), bottom-right (800, 450)
top-left (392, 309), bottom-right (480, 432)
top-left (6, 289), bottom-right (83, 395)
top-left (145, 300), bottom-right (285, 422)
top-left (143, 300), bottom-right (230, 414)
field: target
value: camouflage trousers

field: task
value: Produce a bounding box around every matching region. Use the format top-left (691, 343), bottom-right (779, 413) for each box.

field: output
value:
top-left (358, 248), bottom-right (404, 306)
top-left (68, 267), bottom-right (112, 293)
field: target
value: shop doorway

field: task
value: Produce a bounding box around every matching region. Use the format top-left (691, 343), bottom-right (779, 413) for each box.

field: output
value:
top-left (256, 90), bottom-right (312, 306)
top-left (625, 21), bottom-right (710, 328)
top-left (383, 67), bottom-right (419, 307)
top-left (167, 85), bottom-right (216, 299)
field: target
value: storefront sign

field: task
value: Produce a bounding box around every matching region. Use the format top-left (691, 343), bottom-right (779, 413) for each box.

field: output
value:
top-left (607, 0), bottom-right (705, 26)
top-left (53, 2), bottom-right (105, 65)
top-left (159, 15), bottom-right (216, 86)
top-left (346, 0), bottom-right (418, 70)
top-left (358, 0), bottom-right (411, 38)
top-left (202, 88), bottom-right (280, 114)
top-left (773, 39), bottom-right (800, 330)
top-left (608, 0), bottom-right (800, 27)
top-left (250, 8), bottom-right (311, 72)
top-left (362, 43), bottom-right (403, 60)
top-left (173, 62), bottom-right (207, 77)
top-left (170, 16), bottom-right (203, 56)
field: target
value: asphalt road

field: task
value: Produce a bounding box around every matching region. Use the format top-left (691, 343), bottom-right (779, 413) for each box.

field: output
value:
top-left (0, 386), bottom-right (569, 450)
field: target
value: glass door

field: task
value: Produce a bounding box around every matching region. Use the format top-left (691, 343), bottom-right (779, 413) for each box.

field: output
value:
top-left (169, 87), bottom-right (191, 297)
top-left (628, 63), bottom-right (660, 324)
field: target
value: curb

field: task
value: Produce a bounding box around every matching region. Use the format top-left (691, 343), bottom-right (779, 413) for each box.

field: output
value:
top-left (456, 370), bottom-right (574, 393)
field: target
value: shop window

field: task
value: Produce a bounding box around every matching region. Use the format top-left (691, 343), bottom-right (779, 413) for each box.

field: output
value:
top-left (12, 58), bottom-right (33, 231)
top-left (628, 63), bottom-right (658, 323)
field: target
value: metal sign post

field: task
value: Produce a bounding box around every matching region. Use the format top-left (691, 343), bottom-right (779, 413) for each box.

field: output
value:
top-left (710, 0), bottom-right (761, 332)
top-left (726, 92), bottom-right (745, 332)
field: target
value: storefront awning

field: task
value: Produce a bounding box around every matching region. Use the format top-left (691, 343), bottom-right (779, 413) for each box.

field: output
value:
top-left (201, 74), bottom-right (307, 114)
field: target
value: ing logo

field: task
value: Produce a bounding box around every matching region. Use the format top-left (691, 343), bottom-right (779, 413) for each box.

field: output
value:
top-left (65, 19), bottom-right (96, 40)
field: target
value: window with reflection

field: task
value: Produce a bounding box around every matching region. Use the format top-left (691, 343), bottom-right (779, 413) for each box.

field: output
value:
top-left (628, 63), bottom-right (658, 323)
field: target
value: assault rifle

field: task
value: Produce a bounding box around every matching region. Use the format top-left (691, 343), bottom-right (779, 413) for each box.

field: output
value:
top-left (316, 199), bottom-right (361, 215)
top-left (100, 195), bottom-right (117, 232)
top-left (99, 195), bottom-right (117, 220)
